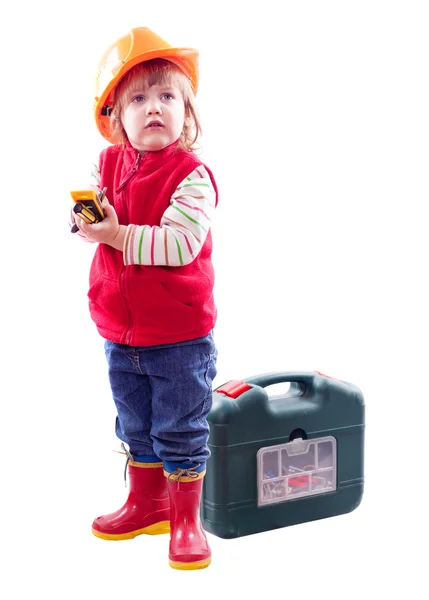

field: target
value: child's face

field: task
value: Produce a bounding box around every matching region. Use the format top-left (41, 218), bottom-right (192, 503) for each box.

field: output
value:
top-left (121, 84), bottom-right (186, 152)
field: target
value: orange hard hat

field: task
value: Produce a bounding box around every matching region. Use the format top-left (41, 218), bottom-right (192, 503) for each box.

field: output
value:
top-left (94, 27), bottom-right (199, 142)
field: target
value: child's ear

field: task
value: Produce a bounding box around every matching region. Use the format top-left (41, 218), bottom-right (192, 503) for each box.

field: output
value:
top-left (184, 110), bottom-right (192, 127)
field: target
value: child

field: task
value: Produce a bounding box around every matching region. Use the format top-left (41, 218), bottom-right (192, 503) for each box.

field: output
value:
top-left (72, 27), bottom-right (218, 571)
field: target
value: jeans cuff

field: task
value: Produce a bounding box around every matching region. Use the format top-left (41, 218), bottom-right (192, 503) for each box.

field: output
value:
top-left (133, 455), bottom-right (162, 463)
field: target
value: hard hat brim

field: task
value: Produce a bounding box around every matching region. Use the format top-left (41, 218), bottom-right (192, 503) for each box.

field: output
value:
top-left (94, 46), bottom-right (199, 143)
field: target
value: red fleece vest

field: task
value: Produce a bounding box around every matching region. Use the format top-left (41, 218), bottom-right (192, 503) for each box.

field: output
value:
top-left (88, 142), bottom-right (218, 346)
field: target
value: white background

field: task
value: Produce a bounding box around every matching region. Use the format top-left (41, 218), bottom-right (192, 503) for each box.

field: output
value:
top-left (1, 1), bottom-right (427, 598)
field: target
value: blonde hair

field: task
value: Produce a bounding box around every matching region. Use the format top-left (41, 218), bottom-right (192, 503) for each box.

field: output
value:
top-left (110, 59), bottom-right (201, 151)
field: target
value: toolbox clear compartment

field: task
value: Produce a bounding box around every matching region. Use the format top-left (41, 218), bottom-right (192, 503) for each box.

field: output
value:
top-left (257, 436), bottom-right (337, 506)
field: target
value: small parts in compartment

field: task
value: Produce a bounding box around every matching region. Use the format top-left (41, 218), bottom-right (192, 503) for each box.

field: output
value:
top-left (286, 465), bottom-right (332, 496)
top-left (258, 436), bottom-right (337, 506)
top-left (261, 476), bottom-right (287, 501)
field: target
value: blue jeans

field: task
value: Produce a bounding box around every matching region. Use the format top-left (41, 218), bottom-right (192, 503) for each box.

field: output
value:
top-left (104, 332), bottom-right (217, 473)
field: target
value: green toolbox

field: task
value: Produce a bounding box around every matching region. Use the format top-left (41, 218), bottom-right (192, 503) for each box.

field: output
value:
top-left (202, 371), bottom-right (365, 538)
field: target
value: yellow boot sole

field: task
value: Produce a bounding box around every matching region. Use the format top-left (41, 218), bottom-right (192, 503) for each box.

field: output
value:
top-left (169, 557), bottom-right (211, 570)
top-left (92, 521), bottom-right (170, 541)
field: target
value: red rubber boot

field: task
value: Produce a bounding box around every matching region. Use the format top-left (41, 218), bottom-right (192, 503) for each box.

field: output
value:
top-left (92, 461), bottom-right (170, 540)
top-left (167, 471), bottom-right (211, 570)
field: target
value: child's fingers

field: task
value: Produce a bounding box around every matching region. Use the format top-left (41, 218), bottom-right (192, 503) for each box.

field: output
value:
top-left (75, 214), bottom-right (90, 234)
top-left (102, 202), bottom-right (116, 218)
top-left (102, 198), bottom-right (112, 212)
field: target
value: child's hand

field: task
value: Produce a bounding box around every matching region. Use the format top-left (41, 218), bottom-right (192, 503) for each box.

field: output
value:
top-left (75, 198), bottom-right (121, 246)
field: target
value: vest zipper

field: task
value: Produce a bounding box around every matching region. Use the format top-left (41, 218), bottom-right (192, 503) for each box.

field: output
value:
top-left (116, 152), bottom-right (143, 192)
top-left (118, 151), bottom-right (144, 345)
top-left (125, 306), bottom-right (133, 345)
top-left (121, 269), bottom-right (134, 346)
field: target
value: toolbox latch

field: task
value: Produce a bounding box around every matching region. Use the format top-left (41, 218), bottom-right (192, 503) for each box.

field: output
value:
top-left (216, 380), bottom-right (252, 398)
top-left (314, 371), bottom-right (337, 380)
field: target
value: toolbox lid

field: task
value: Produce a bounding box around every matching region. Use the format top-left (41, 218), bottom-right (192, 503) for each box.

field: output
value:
top-left (216, 380), bottom-right (252, 398)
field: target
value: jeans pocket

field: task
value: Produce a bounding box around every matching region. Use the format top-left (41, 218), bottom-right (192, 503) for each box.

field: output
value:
top-left (197, 350), bottom-right (217, 426)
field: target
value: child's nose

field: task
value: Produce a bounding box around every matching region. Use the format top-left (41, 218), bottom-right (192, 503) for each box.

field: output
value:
top-left (146, 100), bottom-right (162, 115)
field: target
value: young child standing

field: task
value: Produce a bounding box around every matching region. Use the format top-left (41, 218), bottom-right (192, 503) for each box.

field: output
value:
top-left (72, 27), bottom-right (218, 571)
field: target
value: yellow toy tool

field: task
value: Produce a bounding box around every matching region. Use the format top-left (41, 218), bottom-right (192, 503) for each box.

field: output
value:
top-left (71, 187), bottom-right (107, 233)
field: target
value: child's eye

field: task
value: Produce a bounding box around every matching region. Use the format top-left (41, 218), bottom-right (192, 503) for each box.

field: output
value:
top-left (132, 95), bottom-right (145, 103)
top-left (161, 93), bottom-right (173, 100)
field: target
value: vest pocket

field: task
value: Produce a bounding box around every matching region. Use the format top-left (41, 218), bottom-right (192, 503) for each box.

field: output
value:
top-left (87, 274), bottom-right (128, 330)
top-left (129, 278), bottom-right (195, 333)
top-left (159, 281), bottom-right (193, 308)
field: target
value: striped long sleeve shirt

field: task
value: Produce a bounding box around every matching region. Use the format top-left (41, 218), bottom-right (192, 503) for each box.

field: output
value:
top-left (123, 166), bottom-right (216, 266)
top-left (72, 164), bottom-right (216, 267)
